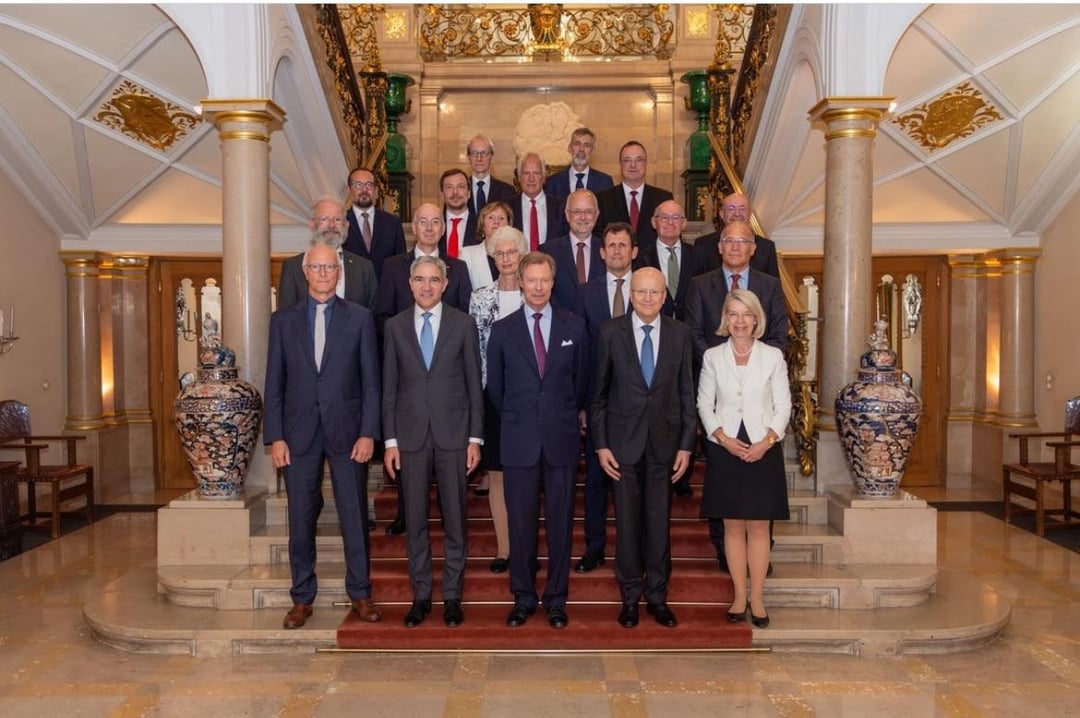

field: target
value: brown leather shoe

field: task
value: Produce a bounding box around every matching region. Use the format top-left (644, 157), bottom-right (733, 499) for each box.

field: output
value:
top-left (283, 603), bottom-right (313, 629)
top-left (351, 598), bottom-right (382, 623)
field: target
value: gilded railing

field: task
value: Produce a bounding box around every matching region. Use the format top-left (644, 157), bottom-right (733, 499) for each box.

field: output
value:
top-left (730, 4), bottom-right (789, 177)
top-left (337, 4), bottom-right (390, 191)
top-left (312, 4), bottom-right (368, 168)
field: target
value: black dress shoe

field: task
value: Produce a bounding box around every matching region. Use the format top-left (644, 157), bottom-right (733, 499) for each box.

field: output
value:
top-left (646, 603), bottom-right (678, 628)
top-left (750, 611), bottom-right (770, 629)
top-left (617, 603), bottom-right (639, 628)
top-left (726, 608), bottom-right (746, 623)
top-left (506, 603), bottom-right (535, 627)
top-left (403, 599), bottom-right (431, 628)
top-left (385, 516), bottom-right (406, 536)
top-left (546, 605), bottom-right (569, 629)
top-left (443, 599), bottom-right (464, 627)
top-left (489, 557), bottom-right (509, 574)
top-left (368, 520), bottom-right (375, 533)
top-left (574, 551), bottom-right (605, 573)
top-left (673, 482), bottom-right (694, 498)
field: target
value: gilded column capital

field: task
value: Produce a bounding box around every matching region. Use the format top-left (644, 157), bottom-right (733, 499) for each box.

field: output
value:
top-left (200, 99), bottom-right (286, 142)
top-left (985, 247), bottom-right (1041, 273)
top-left (60, 251), bottom-right (106, 276)
top-left (808, 97), bottom-right (894, 141)
top-left (100, 255), bottom-right (150, 281)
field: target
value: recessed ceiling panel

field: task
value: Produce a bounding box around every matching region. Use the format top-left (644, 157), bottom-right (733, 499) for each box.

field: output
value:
top-left (982, 24), bottom-right (1080, 113)
top-left (884, 23), bottom-right (966, 106)
top-left (874, 133), bottom-right (922, 179)
top-left (91, 79), bottom-right (201, 153)
top-left (173, 131), bottom-right (222, 179)
top-left (873, 168), bottom-right (989, 224)
top-left (0, 4), bottom-right (168, 63)
top-left (1016, 70), bottom-right (1080, 202)
top-left (83, 125), bottom-right (161, 220)
top-left (781, 135), bottom-right (823, 216)
top-left (783, 181), bottom-right (826, 227)
top-left (271, 208), bottom-right (300, 226)
top-left (269, 183), bottom-right (306, 220)
top-left (934, 128), bottom-right (1011, 216)
top-left (126, 27), bottom-right (207, 106)
top-left (0, 23), bottom-right (110, 112)
top-left (111, 168), bottom-right (222, 224)
top-left (270, 131), bottom-right (309, 202)
top-left (891, 81), bottom-right (1007, 154)
top-left (921, 4), bottom-right (1080, 68)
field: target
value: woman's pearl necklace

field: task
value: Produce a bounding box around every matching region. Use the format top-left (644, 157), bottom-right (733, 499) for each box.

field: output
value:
top-left (731, 341), bottom-right (753, 358)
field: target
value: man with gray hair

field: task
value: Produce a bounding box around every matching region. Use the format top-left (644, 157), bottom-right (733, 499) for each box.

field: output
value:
top-left (278, 198), bottom-right (378, 309)
top-left (510, 151), bottom-right (567, 252)
top-left (467, 134), bottom-right (514, 215)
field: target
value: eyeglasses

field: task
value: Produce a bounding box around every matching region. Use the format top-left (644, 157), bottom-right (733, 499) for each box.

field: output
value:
top-left (620, 156), bottom-right (646, 165)
top-left (656, 214), bottom-right (684, 222)
top-left (630, 288), bottom-right (664, 298)
top-left (468, 149), bottom-right (492, 158)
top-left (567, 209), bottom-right (597, 217)
top-left (415, 218), bottom-right (444, 228)
top-left (492, 249), bottom-right (520, 259)
top-left (349, 181), bottom-right (376, 190)
top-left (313, 216), bottom-right (346, 225)
top-left (305, 263), bottom-right (340, 273)
top-left (721, 238), bottom-right (754, 246)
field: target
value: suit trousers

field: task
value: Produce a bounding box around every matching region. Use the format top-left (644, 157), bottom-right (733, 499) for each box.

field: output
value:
top-left (612, 442), bottom-right (673, 606)
top-left (503, 455), bottom-right (576, 610)
top-left (285, 423), bottom-right (372, 604)
top-left (400, 431), bottom-right (469, 601)
top-left (582, 429), bottom-right (610, 555)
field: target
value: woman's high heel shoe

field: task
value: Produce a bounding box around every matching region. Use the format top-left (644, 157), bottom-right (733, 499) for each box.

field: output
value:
top-left (750, 611), bottom-right (770, 628)
top-left (726, 608), bottom-right (746, 623)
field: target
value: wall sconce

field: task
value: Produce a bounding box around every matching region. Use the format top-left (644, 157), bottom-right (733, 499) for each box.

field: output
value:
top-left (0, 304), bottom-right (17, 355)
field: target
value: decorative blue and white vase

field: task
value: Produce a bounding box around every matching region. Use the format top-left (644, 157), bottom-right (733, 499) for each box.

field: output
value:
top-left (175, 339), bottom-right (262, 499)
top-left (834, 320), bottom-right (922, 498)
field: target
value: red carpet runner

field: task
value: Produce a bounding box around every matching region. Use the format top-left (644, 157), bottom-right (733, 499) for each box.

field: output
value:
top-left (337, 463), bottom-right (752, 650)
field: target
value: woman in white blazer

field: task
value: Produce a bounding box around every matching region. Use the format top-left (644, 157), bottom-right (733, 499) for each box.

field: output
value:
top-left (460, 201), bottom-right (513, 291)
top-left (697, 288), bottom-right (792, 628)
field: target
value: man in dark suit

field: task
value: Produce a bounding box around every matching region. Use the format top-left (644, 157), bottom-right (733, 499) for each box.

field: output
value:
top-left (510, 152), bottom-right (567, 251)
top-left (696, 192), bottom-right (780, 278)
top-left (635, 199), bottom-right (707, 323)
top-left (541, 189), bottom-right (605, 312)
top-left (595, 140), bottom-right (673, 249)
top-left (439, 168), bottom-right (479, 257)
top-left (342, 167), bottom-right (406, 279)
top-left (264, 241), bottom-right (382, 629)
top-left (486, 251), bottom-right (589, 630)
top-left (382, 255), bottom-right (484, 629)
top-left (278, 199), bottom-right (377, 310)
top-left (573, 222), bottom-right (638, 574)
top-left (591, 267), bottom-right (696, 629)
top-left (544, 127), bottom-right (615, 198)
top-left (467, 135), bottom-right (515, 215)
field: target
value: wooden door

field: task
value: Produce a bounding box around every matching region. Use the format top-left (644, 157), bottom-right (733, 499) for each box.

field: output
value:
top-left (782, 255), bottom-right (949, 487)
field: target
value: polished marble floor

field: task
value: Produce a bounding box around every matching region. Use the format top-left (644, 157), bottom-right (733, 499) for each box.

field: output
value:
top-left (2, 484), bottom-right (1079, 717)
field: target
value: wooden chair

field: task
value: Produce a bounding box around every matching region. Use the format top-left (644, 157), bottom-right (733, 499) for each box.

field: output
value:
top-left (1002, 396), bottom-right (1080, 537)
top-left (0, 400), bottom-right (94, 539)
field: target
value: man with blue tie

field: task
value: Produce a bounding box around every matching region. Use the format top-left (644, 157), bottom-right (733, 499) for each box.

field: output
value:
top-left (486, 252), bottom-right (589, 629)
top-left (382, 255), bottom-right (484, 629)
top-left (264, 240), bottom-right (382, 629)
top-left (544, 127), bottom-right (615, 199)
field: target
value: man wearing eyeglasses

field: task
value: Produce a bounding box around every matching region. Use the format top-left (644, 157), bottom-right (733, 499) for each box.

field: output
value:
top-left (342, 167), bottom-right (406, 279)
top-left (540, 188), bottom-right (605, 312)
top-left (265, 240), bottom-right (383, 630)
top-left (697, 192), bottom-right (780, 278)
top-left (595, 140), bottom-right (673, 249)
top-left (635, 200), bottom-right (707, 323)
top-left (467, 135), bottom-right (515, 216)
top-left (277, 199), bottom-right (378, 310)
top-left (544, 127), bottom-right (615, 199)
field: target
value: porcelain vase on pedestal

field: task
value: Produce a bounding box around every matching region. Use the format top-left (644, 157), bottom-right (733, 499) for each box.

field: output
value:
top-left (834, 320), bottom-right (922, 498)
top-left (175, 339), bottom-right (262, 499)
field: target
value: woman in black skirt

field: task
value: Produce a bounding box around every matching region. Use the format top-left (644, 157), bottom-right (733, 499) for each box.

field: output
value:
top-left (697, 289), bottom-right (792, 628)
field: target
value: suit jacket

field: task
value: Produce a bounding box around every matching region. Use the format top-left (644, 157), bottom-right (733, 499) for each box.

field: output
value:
top-left (539, 233), bottom-right (605, 312)
top-left (486, 305), bottom-right (589, 468)
top-left (595, 183), bottom-right (674, 249)
top-left (374, 252), bottom-right (474, 334)
top-left (695, 231), bottom-right (780, 278)
top-left (277, 250), bottom-right (377, 310)
top-left (697, 340), bottom-right (791, 444)
top-left (544, 167), bottom-right (615, 198)
top-left (263, 297), bottom-right (381, 455)
top-left (590, 314), bottom-right (697, 466)
top-left (510, 192), bottom-right (568, 246)
top-left (683, 268), bottom-right (789, 374)
top-left (381, 305), bottom-right (484, 452)
top-left (439, 210), bottom-right (480, 253)
top-left (343, 206), bottom-right (406, 279)
top-left (635, 240), bottom-right (707, 322)
top-left (469, 176), bottom-right (515, 216)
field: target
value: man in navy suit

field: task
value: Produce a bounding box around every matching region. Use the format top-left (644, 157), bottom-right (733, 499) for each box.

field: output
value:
top-left (486, 252), bottom-right (589, 630)
top-left (439, 168), bottom-right (479, 257)
top-left (696, 192), bottom-right (780, 278)
top-left (595, 140), bottom-right (673, 249)
top-left (541, 189), bottom-right (605, 312)
top-left (591, 267), bottom-right (696, 629)
top-left (510, 152), bottom-right (567, 251)
top-left (573, 221), bottom-right (638, 574)
top-left (467, 135), bottom-right (515, 216)
top-left (264, 241), bottom-right (382, 629)
top-left (635, 200), bottom-right (707, 323)
top-left (342, 167), bottom-right (406, 279)
top-left (382, 255), bottom-right (484, 629)
top-left (544, 127), bottom-right (615, 199)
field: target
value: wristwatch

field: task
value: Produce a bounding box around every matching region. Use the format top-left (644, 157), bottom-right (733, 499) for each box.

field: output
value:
top-left (767, 434), bottom-right (777, 446)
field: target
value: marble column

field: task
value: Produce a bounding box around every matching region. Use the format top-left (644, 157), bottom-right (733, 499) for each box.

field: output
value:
top-left (992, 248), bottom-right (1039, 429)
top-left (61, 253), bottom-right (106, 432)
top-left (807, 98), bottom-right (892, 492)
top-left (201, 99), bottom-right (286, 494)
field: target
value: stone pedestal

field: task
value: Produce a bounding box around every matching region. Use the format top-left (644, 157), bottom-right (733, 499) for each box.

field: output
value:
top-left (827, 484), bottom-right (937, 565)
top-left (157, 486), bottom-right (267, 567)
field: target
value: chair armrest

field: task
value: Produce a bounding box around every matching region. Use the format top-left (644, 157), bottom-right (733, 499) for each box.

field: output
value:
top-left (1009, 432), bottom-right (1076, 464)
top-left (23, 434), bottom-right (87, 441)
top-left (0, 442), bottom-right (49, 473)
top-left (1046, 441), bottom-right (1080, 474)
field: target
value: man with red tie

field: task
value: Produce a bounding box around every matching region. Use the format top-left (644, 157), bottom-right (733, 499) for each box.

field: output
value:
top-left (595, 141), bottom-right (673, 250)
top-left (541, 188), bottom-right (605, 312)
top-left (509, 152), bottom-right (567, 252)
top-left (438, 168), bottom-right (478, 258)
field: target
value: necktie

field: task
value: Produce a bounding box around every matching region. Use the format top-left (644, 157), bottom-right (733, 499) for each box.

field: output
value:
top-left (666, 246), bottom-right (679, 299)
top-left (529, 199), bottom-right (540, 251)
top-left (575, 241), bottom-right (587, 284)
top-left (335, 249), bottom-right (345, 298)
top-left (640, 325), bottom-right (654, 386)
top-left (731, 273), bottom-right (741, 291)
top-left (420, 311), bottom-right (434, 369)
top-left (612, 278), bottom-right (625, 317)
top-left (314, 303), bottom-right (328, 371)
top-left (575, 172), bottom-right (585, 190)
top-left (476, 180), bottom-right (486, 210)
top-left (361, 211), bottom-right (372, 253)
top-left (629, 190), bottom-right (640, 229)
top-left (532, 312), bottom-right (546, 377)
top-left (448, 217), bottom-right (462, 258)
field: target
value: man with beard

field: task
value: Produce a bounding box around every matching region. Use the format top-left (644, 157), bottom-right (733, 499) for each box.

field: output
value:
top-left (544, 127), bottom-right (615, 198)
top-left (439, 168), bottom-right (479, 257)
top-left (278, 199), bottom-right (378, 309)
top-left (342, 167), bottom-right (406, 279)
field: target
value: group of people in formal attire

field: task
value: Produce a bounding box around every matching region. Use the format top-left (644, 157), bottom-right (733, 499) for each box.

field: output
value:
top-left (263, 127), bottom-right (792, 634)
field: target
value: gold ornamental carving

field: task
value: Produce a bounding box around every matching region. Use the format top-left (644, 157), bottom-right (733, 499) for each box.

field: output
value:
top-left (893, 82), bottom-right (1004, 150)
top-left (313, 4), bottom-right (367, 162)
top-left (338, 3), bottom-right (385, 73)
top-left (93, 80), bottom-right (200, 152)
top-left (709, 3), bottom-right (755, 69)
top-left (383, 9), bottom-right (407, 40)
top-left (730, 4), bottom-right (779, 170)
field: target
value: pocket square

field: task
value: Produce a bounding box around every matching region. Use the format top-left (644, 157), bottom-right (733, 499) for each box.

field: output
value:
top-left (561, 339), bottom-right (574, 347)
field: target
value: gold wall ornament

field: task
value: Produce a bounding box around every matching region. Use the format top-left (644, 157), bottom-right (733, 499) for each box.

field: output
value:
top-left (313, 4), bottom-right (366, 165)
top-left (686, 8), bottom-right (710, 38)
top-left (730, 4), bottom-right (780, 173)
top-left (709, 3), bottom-right (754, 68)
top-left (93, 80), bottom-right (199, 152)
top-left (338, 3), bottom-right (385, 73)
top-left (383, 9), bottom-right (407, 40)
top-left (894, 82), bottom-right (1004, 150)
